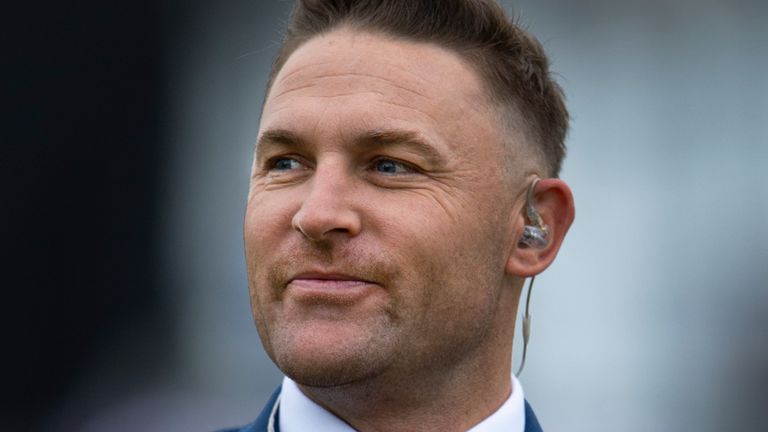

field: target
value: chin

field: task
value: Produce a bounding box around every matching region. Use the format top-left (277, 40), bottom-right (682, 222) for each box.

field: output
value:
top-left (280, 359), bottom-right (370, 388)
top-left (276, 347), bottom-right (383, 388)
top-left (270, 324), bottom-right (391, 388)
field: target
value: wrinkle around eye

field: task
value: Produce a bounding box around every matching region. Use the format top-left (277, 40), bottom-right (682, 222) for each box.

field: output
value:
top-left (250, 154), bottom-right (313, 187)
top-left (365, 165), bottom-right (459, 198)
top-left (376, 182), bottom-right (465, 224)
top-left (262, 169), bottom-right (311, 189)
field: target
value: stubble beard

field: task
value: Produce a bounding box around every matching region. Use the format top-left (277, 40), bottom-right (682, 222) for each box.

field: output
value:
top-left (256, 269), bottom-right (500, 394)
top-left (271, 314), bottom-right (400, 388)
top-left (248, 226), bottom-right (506, 393)
top-left (251, 242), bottom-right (405, 389)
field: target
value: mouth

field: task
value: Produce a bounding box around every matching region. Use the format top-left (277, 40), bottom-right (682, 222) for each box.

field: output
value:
top-left (286, 271), bottom-right (380, 304)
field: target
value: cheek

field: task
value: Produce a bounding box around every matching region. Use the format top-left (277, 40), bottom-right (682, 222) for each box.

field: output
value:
top-left (244, 197), bottom-right (290, 342)
top-left (375, 200), bottom-right (493, 288)
top-left (245, 193), bottom-right (295, 249)
top-left (243, 194), bottom-right (299, 306)
top-left (401, 193), bottom-right (510, 288)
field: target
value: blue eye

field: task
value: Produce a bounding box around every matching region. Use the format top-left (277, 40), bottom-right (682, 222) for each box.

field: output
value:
top-left (373, 159), bottom-right (413, 175)
top-left (271, 157), bottom-right (303, 171)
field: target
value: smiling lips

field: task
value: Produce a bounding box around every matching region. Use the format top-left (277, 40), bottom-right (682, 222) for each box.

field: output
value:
top-left (287, 272), bottom-right (379, 303)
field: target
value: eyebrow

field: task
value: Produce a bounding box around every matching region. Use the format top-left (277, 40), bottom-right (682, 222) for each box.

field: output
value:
top-left (356, 129), bottom-right (447, 165)
top-left (254, 128), bottom-right (306, 165)
top-left (256, 128), bottom-right (447, 165)
top-left (256, 128), bottom-right (306, 152)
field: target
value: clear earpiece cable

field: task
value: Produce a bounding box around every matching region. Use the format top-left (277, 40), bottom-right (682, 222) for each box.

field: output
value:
top-left (515, 275), bottom-right (534, 377)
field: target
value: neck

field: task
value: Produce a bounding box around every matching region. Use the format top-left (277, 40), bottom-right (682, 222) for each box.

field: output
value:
top-left (298, 286), bottom-right (521, 432)
top-left (300, 357), bottom-right (512, 432)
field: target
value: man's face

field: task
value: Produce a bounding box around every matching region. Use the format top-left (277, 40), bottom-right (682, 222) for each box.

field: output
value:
top-left (245, 28), bottom-right (527, 387)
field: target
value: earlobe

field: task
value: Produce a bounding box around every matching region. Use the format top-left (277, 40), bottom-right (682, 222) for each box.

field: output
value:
top-left (506, 178), bottom-right (575, 277)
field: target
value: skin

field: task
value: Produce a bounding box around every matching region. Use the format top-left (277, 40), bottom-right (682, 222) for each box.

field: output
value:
top-left (244, 27), bottom-right (574, 432)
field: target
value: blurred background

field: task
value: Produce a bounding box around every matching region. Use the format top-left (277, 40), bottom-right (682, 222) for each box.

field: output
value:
top-left (4, 0), bottom-right (766, 431)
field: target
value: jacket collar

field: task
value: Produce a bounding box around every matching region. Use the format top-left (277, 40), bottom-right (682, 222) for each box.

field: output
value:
top-left (226, 385), bottom-right (543, 432)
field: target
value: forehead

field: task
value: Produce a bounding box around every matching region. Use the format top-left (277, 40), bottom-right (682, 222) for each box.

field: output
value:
top-left (260, 28), bottom-right (503, 153)
top-left (271, 28), bottom-right (485, 100)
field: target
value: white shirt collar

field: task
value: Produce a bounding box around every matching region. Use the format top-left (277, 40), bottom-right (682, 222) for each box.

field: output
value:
top-left (279, 375), bottom-right (525, 432)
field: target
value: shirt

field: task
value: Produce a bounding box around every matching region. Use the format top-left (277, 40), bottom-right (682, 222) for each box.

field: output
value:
top-left (279, 375), bottom-right (525, 432)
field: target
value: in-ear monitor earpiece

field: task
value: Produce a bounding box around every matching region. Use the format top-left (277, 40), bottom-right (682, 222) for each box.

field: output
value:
top-left (518, 177), bottom-right (549, 249)
top-left (516, 177), bottom-right (549, 376)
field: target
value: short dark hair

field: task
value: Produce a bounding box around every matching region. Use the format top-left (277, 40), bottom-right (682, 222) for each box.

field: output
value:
top-left (265, 0), bottom-right (569, 177)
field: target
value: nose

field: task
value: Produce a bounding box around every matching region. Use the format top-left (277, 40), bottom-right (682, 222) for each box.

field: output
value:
top-left (291, 165), bottom-right (362, 242)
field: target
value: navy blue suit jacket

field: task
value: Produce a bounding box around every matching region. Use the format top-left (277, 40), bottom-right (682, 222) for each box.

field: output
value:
top-left (221, 386), bottom-right (543, 432)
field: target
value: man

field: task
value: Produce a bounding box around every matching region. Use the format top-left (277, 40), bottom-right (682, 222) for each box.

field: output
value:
top-left (228, 0), bottom-right (575, 431)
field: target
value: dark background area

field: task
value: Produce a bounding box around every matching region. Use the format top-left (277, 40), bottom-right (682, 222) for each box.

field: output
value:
top-left (4, 2), bottom-right (168, 430)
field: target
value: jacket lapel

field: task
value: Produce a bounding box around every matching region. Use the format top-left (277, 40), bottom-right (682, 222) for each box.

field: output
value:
top-left (523, 399), bottom-right (543, 432)
top-left (220, 386), bottom-right (282, 432)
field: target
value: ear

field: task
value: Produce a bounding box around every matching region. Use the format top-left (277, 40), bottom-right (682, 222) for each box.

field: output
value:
top-left (505, 178), bottom-right (575, 277)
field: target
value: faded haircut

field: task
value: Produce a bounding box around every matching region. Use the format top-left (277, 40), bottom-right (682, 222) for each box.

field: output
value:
top-left (264, 0), bottom-right (569, 177)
